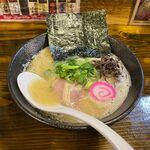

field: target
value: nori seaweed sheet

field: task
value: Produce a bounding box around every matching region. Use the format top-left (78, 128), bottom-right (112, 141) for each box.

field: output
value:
top-left (47, 10), bottom-right (111, 60)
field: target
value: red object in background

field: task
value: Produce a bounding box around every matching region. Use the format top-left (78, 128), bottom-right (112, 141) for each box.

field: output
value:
top-left (0, 14), bottom-right (46, 20)
top-left (49, 1), bottom-right (56, 14)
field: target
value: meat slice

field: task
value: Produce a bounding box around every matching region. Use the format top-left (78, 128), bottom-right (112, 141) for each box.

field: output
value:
top-left (53, 79), bottom-right (65, 99)
top-left (53, 79), bottom-right (84, 107)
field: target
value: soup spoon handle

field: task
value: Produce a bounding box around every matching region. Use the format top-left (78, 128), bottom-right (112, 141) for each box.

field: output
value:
top-left (58, 106), bottom-right (134, 150)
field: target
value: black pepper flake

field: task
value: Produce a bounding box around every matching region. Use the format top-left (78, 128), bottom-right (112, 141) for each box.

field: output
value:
top-left (93, 55), bottom-right (122, 79)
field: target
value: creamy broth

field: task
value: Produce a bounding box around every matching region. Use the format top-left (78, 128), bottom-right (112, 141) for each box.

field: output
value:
top-left (26, 47), bottom-right (131, 123)
top-left (29, 79), bottom-right (61, 107)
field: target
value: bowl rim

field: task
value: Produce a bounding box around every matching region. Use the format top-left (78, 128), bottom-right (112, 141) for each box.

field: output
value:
top-left (7, 33), bottom-right (144, 130)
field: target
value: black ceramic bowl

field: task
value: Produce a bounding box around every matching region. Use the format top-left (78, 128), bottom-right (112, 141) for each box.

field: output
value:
top-left (8, 33), bottom-right (144, 129)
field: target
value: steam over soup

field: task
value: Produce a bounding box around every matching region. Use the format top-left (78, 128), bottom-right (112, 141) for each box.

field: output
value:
top-left (26, 47), bottom-right (131, 123)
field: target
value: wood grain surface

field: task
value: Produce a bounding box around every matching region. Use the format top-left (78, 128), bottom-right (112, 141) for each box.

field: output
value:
top-left (0, 0), bottom-right (150, 150)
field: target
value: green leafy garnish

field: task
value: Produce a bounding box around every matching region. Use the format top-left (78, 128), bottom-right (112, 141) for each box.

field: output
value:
top-left (55, 58), bottom-right (99, 87)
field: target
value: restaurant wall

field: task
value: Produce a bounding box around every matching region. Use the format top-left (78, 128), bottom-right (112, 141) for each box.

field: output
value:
top-left (81, 0), bottom-right (134, 25)
top-left (0, 0), bottom-right (149, 41)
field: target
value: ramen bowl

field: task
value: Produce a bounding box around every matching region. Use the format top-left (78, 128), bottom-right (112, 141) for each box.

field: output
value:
top-left (8, 33), bottom-right (144, 129)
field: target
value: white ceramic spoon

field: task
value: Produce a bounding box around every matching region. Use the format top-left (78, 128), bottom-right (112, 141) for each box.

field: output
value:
top-left (17, 72), bottom-right (134, 150)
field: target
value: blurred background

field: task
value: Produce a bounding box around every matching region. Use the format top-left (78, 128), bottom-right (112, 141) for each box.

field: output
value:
top-left (0, 0), bottom-right (149, 39)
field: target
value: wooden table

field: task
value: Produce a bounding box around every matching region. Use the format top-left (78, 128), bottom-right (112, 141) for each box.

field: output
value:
top-left (0, 1), bottom-right (150, 150)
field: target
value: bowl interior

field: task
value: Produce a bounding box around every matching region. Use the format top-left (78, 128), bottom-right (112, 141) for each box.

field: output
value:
top-left (8, 33), bottom-right (144, 129)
